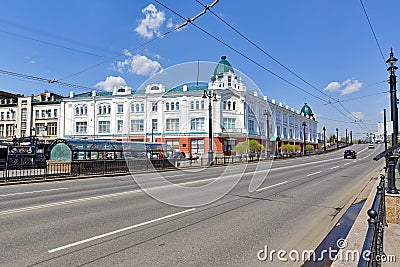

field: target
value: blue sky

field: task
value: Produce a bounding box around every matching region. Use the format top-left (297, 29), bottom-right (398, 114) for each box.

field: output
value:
top-left (0, 0), bottom-right (399, 138)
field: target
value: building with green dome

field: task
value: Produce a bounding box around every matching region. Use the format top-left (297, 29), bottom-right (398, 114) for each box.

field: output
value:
top-left (61, 55), bottom-right (318, 157)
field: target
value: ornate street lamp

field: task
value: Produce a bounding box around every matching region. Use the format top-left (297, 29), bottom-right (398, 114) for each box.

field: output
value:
top-left (302, 122), bottom-right (307, 155)
top-left (203, 90), bottom-right (218, 166)
top-left (322, 126), bottom-right (326, 152)
top-left (387, 48), bottom-right (398, 145)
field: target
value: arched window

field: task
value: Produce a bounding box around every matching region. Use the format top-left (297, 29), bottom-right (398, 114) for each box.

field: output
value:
top-left (141, 103), bottom-right (145, 112)
top-left (232, 101), bottom-right (236, 110)
top-left (227, 101), bottom-right (231, 110)
top-left (131, 104), bottom-right (135, 113)
top-left (98, 106), bottom-right (102, 114)
top-left (107, 105), bottom-right (111, 114)
top-left (103, 105), bottom-right (107, 114)
top-left (75, 107), bottom-right (80, 115)
top-left (166, 102), bottom-right (170, 111)
top-left (80, 106), bottom-right (84, 115)
top-left (136, 104), bottom-right (140, 112)
top-left (201, 101), bottom-right (205, 110)
top-left (176, 102), bottom-right (180, 110)
top-left (190, 101), bottom-right (194, 110)
top-left (223, 101), bottom-right (226, 110)
top-left (196, 101), bottom-right (200, 110)
top-left (171, 102), bottom-right (175, 110)
top-left (84, 106), bottom-right (88, 115)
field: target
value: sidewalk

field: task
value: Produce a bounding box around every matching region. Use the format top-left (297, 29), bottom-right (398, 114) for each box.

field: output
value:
top-left (332, 172), bottom-right (400, 267)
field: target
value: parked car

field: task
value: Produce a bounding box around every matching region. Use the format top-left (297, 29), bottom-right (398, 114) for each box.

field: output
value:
top-left (344, 150), bottom-right (357, 159)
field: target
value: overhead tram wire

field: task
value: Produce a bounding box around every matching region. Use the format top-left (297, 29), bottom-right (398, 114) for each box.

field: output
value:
top-left (0, 69), bottom-right (98, 92)
top-left (0, 28), bottom-right (107, 59)
top-left (156, 0), bottom-right (370, 131)
top-left (195, 0), bottom-right (371, 132)
top-left (58, 28), bottom-right (178, 81)
top-left (154, 0), bottom-right (327, 103)
top-left (359, 0), bottom-right (386, 64)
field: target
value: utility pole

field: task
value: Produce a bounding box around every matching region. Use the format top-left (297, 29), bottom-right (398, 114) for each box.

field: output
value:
top-left (383, 108), bottom-right (388, 151)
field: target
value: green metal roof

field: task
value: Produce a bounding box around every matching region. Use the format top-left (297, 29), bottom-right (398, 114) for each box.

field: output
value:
top-left (213, 56), bottom-right (234, 77)
top-left (300, 103), bottom-right (314, 117)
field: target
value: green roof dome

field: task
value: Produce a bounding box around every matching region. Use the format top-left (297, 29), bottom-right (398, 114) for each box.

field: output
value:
top-left (301, 103), bottom-right (314, 118)
top-left (213, 56), bottom-right (234, 77)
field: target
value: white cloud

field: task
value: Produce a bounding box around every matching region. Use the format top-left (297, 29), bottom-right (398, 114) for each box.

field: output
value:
top-left (116, 52), bottom-right (162, 76)
top-left (95, 76), bottom-right (127, 92)
top-left (341, 79), bottom-right (362, 95)
top-left (348, 111), bottom-right (364, 121)
top-left (135, 4), bottom-right (165, 39)
top-left (324, 79), bottom-right (363, 95)
top-left (324, 81), bottom-right (341, 92)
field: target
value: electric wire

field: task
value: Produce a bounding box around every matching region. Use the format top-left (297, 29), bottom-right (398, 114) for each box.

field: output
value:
top-left (157, 0), bottom-right (371, 131)
top-left (195, 0), bottom-right (371, 132)
top-left (58, 28), bottom-right (177, 81)
top-left (359, 0), bottom-right (386, 63)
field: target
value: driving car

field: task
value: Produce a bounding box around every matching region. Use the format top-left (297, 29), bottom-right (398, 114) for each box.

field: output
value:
top-left (344, 150), bottom-right (357, 159)
top-left (368, 144), bottom-right (375, 149)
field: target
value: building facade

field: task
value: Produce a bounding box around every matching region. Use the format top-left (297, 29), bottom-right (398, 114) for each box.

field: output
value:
top-left (62, 56), bottom-right (318, 157)
top-left (0, 91), bottom-right (62, 144)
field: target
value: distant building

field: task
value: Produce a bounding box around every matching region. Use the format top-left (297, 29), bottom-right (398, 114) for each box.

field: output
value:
top-left (376, 121), bottom-right (393, 142)
top-left (0, 91), bottom-right (62, 144)
top-left (62, 56), bottom-right (318, 156)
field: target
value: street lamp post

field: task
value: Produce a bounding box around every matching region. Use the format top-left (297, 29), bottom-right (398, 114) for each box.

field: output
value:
top-left (264, 110), bottom-right (271, 158)
top-left (387, 48), bottom-right (399, 146)
top-left (323, 126), bottom-right (326, 152)
top-left (151, 127), bottom-right (154, 143)
top-left (302, 122), bottom-right (307, 155)
top-left (345, 128), bottom-right (348, 144)
top-left (203, 90), bottom-right (217, 166)
top-left (350, 130), bottom-right (353, 145)
top-left (383, 108), bottom-right (388, 151)
top-left (386, 49), bottom-right (399, 195)
top-left (336, 128), bottom-right (339, 149)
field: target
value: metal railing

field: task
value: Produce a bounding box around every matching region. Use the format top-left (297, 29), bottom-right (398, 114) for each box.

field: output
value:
top-left (0, 159), bottom-right (178, 182)
top-left (358, 174), bottom-right (387, 267)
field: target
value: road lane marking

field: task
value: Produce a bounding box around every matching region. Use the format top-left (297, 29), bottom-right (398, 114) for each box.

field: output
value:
top-left (0, 188), bottom-right (68, 197)
top-left (307, 171), bottom-right (322, 177)
top-left (344, 163), bottom-right (350, 166)
top-left (330, 166), bottom-right (340, 170)
top-left (0, 190), bottom-right (143, 215)
top-left (48, 208), bottom-right (195, 253)
top-left (256, 181), bottom-right (288, 192)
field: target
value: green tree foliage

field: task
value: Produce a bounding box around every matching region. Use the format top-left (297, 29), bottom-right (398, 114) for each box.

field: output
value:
top-left (234, 140), bottom-right (264, 154)
top-left (328, 134), bottom-right (336, 143)
top-left (279, 144), bottom-right (300, 152)
top-left (306, 144), bottom-right (314, 151)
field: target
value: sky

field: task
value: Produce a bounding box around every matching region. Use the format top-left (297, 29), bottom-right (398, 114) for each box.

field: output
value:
top-left (0, 0), bottom-right (399, 138)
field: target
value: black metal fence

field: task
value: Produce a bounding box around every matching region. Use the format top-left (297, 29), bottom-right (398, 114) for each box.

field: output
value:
top-left (0, 159), bottom-right (178, 182)
top-left (358, 174), bottom-right (386, 267)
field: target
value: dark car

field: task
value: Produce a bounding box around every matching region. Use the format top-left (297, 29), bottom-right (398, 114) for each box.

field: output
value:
top-left (344, 150), bottom-right (357, 159)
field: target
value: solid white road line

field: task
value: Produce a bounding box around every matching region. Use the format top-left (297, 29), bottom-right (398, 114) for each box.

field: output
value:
top-left (307, 171), bottom-right (322, 177)
top-left (0, 188), bottom-right (68, 197)
top-left (344, 163), bottom-right (350, 166)
top-left (256, 181), bottom-right (288, 192)
top-left (48, 208), bottom-right (195, 253)
top-left (0, 189), bottom-right (142, 215)
top-left (330, 166), bottom-right (340, 170)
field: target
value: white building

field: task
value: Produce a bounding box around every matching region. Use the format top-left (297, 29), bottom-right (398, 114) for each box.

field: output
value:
top-left (0, 91), bottom-right (61, 144)
top-left (62, 56), bottom-right (318, 156)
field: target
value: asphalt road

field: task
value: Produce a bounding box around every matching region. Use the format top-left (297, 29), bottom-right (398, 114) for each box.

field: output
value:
top-left (0, 144), bottom-right (385, 267)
